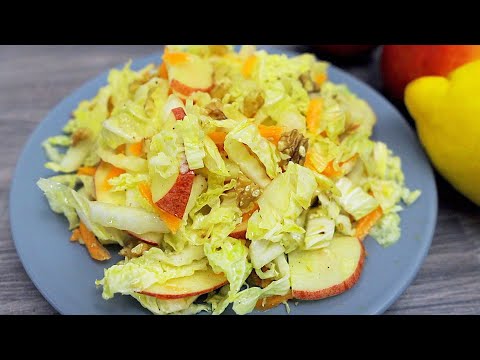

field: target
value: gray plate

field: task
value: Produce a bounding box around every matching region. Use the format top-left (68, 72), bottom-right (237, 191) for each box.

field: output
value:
top-left (9, 48), bottom-right (438, 315)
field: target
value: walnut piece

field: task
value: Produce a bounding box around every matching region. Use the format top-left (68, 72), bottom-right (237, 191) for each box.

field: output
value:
top-left (235, 175), bottom-right (262, 211)
top-left (211, 81), bottom-right (231, 100)
top-left (278, 129), bottom-right (309, 166)
top-left (299, 72), bottom-right (321, 94)
top-left (247, 270), bottom-right (273, 289)
top-left (205, 99), bottom-right (227, 120)
top-left (243, 90), bottom-right (265, 118)
top-left (119, 241), bottom-right (152, 259)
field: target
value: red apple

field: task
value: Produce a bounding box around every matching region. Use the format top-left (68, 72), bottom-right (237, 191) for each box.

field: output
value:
top-left (167, 56), bottom-right (214, 97)
top-left (138, 270), bottom-right (227, 299)
top-left (170, 79), bottom-right (214, 97)
top-left (128, 231), bottom-right (163, 246)
top-left (382, 45), bottom-right (480, 100)
top-left (150, 172), bottom-right (178, 204)
top-left (230, 221), bottom-right (247, 239)
top-left (289, 236), bottom-right (365, 300)
top-left (172, 107), bottom-right (186, 121)
top-left (155, 170), bottom-right (195, 219)
top-left (163, 94), bottom-right (185, 123)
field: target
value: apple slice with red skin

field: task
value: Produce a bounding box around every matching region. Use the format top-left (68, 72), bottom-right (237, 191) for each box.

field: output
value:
top-left (172, 107), bottom-right (186, 120)
top-left (230, 221), bottom-right (247, 239)
top-left (155, 170), bottom-right (195, 219)
top-left (128, 231), bottom-right (163, 246)
top-left (168, 57), bottom-right (213, 97)
top-left (138, 270), bottom-right (228, 300)
top-left (163, 94), bottom-right (185, 124)
top-left (289, 236), bottom-right (365, 300)
top-left (151, 172), bottom-right (178, 204)
top-left (170, 79), bottom-right (214, 97)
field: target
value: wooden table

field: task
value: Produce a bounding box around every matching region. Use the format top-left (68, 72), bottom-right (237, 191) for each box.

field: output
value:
top-left (1, 45), bottom-right (479, 315)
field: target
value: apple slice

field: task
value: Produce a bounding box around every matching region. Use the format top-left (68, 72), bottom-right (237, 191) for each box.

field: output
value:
top-left (168, 57), bottom-right (213, 97)
top-left (155, 170), bottom-right (195, 219)
top-left (94, 161), bottom-right (125, 205)
top-left (172, 107), bottom-right (186, 121)
top-left (151, 172), bottom-right (178, 204)
top-left (138, 270), bottom-right (227, 300)
top-left (128, 231), bottom-right (163, 246)
top-left (289, 236), bottom-right (365, 300)
top-left (170, 79), bottom-right (214, 97)
top-left (230, 221), bottom-right (248, 239)
top-left (182, 175), bottom-right (207, 221)
top-left (163, 94), bottom-right (185, 122)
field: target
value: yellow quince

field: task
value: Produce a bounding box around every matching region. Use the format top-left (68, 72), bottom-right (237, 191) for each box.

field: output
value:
top-left (405, 60), bottom-right (480, 205)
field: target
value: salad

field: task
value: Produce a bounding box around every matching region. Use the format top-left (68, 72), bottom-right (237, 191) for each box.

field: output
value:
top-left (37, 45), bottom-right (420, 315)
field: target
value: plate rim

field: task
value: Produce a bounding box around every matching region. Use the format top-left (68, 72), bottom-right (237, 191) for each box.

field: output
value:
top-left (9, 48), bottom-right (438, 315)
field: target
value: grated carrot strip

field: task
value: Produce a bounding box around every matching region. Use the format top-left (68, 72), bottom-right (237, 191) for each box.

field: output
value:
top-left (70, 228), bottom-right (81, 242)
top-left (306, 98), bottom-right (323, 134)
top-left (77, 166), bottom-right (97, 176)
top-left (127, 142), bottom-right (143, 157)
top-left (258, 125), bottom-right (284, 145)
top-left (79, 222), bottom-right (111, 261)
top-left (314, 73), bottom-right (327, 86)
top-left (355, 206), bottom-right (383, 241)
top-left (242, 55), bottom-right (257, 78)
top-left (163, 52), bottom-right (190, 66)
top-left (158, 62), bottom-right (168, 79)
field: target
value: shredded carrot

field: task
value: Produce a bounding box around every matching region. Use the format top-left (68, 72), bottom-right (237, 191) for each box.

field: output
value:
top-left (158, 62), bottom-right (168, 79)
top-left (115, 144), bottom-right (126, 154)
top-left (77, 166), bottom-right (97, 176)
top-left (306, 98), bottom-right (323, 134)
top-left (102, 164), bottom-right (125, 192)
top-left (163, 52), bottom-right (190, 66)
top-left (138, 182), bottom-right (182, 234)
top-left (322, 155), bottom-right (359, 177)
top-left (258, 125), bottom-right (284, 145)
top-left (355, 206), bottom-right (383, 241)
top-left (242, 203), bottom-right (259, 222)
top-left (305, 149), bottom-right (357, 178)
top-left (242, 55), bottom-right (257, 78)
top-left (157, 211), bottom-right (182, 235)
top-left (255, 291), bottom-right (293, 311)
top-left (79, 222), bottom-right (111, 261)
top-left (127, 142), bottom-right (143, 157)
top-left (322, 160), bottom-right (343, 178)
top-left (208, 131), bottom-right (227, 145)
top-left (314, 73), bottom-right (328, 86)
top-left (70, 228), bottom-right (81, 242)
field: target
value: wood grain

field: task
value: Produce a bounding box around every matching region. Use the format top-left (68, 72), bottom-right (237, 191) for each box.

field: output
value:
top-left (1, 45), bottom-right (479, 315)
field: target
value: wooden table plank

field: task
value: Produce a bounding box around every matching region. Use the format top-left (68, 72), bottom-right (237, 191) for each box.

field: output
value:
top-left (1, 45), bottom-right (479, 315)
